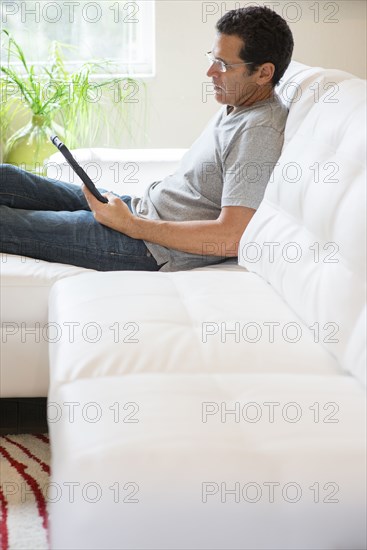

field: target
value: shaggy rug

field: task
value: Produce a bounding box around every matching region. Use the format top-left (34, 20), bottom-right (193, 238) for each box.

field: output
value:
top-left (0, 434), bottom-right (50, 550)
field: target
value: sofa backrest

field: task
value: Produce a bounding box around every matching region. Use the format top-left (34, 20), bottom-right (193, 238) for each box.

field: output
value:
top-left (47, 148), bottom-right (188, 197)
top-left (239, 63), bottom-right (366, 386)
top-left (277, 61), bottom-right (355, 142)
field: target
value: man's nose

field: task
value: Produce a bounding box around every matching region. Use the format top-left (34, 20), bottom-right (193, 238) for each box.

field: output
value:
top-left (207, 64), bottom-right (220, 78)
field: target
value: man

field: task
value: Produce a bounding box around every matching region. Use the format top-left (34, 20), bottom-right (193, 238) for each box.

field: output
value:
top-left (0, 6), bottom-right (294, 272)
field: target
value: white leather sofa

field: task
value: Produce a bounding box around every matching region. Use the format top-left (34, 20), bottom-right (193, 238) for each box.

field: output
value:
top-left (0, 61), bottom-right (366, 549)
top-left (0, 149), bottom-right (186, 398)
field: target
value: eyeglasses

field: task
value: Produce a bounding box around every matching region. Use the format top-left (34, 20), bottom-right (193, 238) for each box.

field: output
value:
top-left (206, 52), bottom-right (253, 73)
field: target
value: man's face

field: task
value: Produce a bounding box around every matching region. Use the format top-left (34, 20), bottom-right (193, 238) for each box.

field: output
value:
top-left (207, 33), bottom-right (261, 108)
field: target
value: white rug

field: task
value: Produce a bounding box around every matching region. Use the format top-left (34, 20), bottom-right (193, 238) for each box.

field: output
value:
top-left (0, 434), bottom-right (50, 550)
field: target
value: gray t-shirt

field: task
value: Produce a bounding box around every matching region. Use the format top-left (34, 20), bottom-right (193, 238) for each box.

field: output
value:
top-left (131, 93), bottom-right (288, 272)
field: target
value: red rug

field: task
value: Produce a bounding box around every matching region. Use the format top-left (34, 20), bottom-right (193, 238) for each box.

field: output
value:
top-left (0, 434), bottom-right (50, 550)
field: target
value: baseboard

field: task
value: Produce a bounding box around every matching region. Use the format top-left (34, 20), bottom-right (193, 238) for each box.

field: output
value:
top-left (0, 398), bottom-right (48, 435)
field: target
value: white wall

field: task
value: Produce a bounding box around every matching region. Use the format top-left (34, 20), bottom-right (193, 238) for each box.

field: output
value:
top-left (3, 0), bottom-right (366, 153)
top-left (114, 0), bottom-right (366, 149)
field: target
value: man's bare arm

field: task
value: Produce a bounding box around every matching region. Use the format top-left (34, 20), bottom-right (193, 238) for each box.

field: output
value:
top-left (130, 205), bottom-right (255, 256)
top-left (83, 185), bottom-right (255, 257)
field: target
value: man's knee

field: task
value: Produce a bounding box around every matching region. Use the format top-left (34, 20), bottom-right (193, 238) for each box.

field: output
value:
top-left (0, 163), bottom-right (25, 184)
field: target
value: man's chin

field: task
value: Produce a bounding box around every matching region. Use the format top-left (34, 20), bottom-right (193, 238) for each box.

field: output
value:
top-left (214, 89), bottom-right (227, 104)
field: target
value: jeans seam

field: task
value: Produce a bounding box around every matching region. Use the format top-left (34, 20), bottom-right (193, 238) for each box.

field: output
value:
top-left (3, 237), bottom-right (153, 261)
top-left (0, 191), bottom-right (85, 212)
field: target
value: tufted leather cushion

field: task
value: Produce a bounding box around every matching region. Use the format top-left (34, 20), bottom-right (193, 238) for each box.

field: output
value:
top-left (239, 74), bottom-right (366, 385)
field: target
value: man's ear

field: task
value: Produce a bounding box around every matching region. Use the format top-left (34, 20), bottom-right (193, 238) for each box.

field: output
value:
top-left (257, 62), bottom-right (275, 85)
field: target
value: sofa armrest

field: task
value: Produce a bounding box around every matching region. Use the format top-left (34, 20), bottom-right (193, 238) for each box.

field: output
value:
top-left (46, 148), bottom-right (188, 197)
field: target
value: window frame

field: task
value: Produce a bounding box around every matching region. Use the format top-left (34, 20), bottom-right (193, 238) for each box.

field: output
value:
top-left (1, 0), bottom-right (156, 78)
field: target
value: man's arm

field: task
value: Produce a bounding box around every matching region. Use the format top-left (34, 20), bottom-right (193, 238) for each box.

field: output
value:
top-left (83, 185), bottom-right (255, 257)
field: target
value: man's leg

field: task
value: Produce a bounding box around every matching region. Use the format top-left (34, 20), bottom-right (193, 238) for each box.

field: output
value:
top-left (0, 165), bottom-right (160, 271)
top-left (0, 164), bottom-right (92, 211)
top-left (0, 205), bottom-right (160, 271)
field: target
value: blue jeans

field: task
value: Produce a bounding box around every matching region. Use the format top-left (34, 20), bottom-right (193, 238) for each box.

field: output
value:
top-left (0, 164), bottom-right (161, 271)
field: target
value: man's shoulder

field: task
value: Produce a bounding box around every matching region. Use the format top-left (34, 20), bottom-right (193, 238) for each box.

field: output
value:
top-left (243, 93), bottom-right (288, 132)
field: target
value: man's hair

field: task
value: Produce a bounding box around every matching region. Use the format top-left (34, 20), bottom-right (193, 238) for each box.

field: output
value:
top-left (216, 6), bottom-right (294, 86)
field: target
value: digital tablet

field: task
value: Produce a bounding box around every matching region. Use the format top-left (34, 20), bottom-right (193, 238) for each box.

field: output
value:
top-left (50, 135), bottom-right (108, 203)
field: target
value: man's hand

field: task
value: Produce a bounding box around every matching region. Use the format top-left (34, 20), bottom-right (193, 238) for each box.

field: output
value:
top-left (82, 184), bottom-right (135, 235)
top-left (83, 184), bottom-right (255, 256)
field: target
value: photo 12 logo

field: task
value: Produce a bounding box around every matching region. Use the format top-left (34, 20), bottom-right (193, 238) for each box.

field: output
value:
top-left (1, 480), bottom-right (140, 504)
top-left (201, 321), bottom-right (340, 344)
top-left (201, 400), bottom-right (340, 424)
top-left (47, 400), bottom-right (140, 424)
top-left (201, 480), bottom-right (339, 503)
top-left (201, 2), bottom-right (340, 24)
top-left (1, 321), bottom-right (140, 344)
top-left (1, 2), bottom-right (140, 25)
top-left (239, 241), bottom-right (340, 264)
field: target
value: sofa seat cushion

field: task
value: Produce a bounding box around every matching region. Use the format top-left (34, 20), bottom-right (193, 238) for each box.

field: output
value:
top-left (0, 254), bottom-right (94, 397)
top-left (1, 254), bottom-right (95, 324)
top-left (49, 373), bottom-right (366, 550)
top-left (48, 270), bottom-right (342, 391)
top-left (0, 255), bottom-right (239, 398)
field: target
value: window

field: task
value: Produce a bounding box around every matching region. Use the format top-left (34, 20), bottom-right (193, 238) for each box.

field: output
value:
top-left (1, 0), bottom-right (155, 77)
